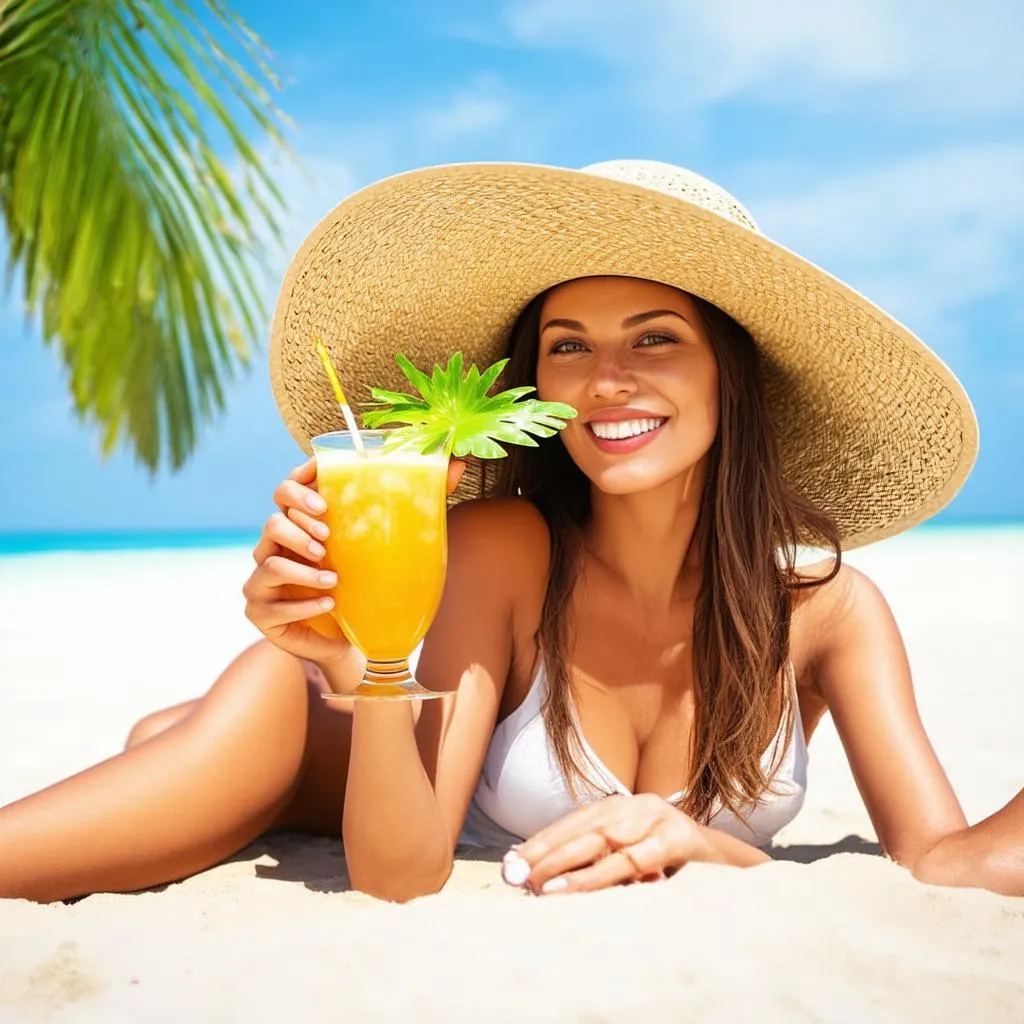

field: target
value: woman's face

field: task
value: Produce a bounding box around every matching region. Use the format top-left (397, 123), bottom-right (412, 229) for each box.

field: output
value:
top-left (535, 276), bottom-right (720, 496)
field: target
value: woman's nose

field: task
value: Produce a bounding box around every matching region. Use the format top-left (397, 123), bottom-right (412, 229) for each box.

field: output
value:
top-left (589, 355), bottom-right (638, 398)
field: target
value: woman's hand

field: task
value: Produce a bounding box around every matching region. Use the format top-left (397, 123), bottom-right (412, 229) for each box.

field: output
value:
top-left (243, 457), bottom-right (467, 672)
top-left (501, 794), bottom-right (726, 895)
top-left (244, 458), bottom-right (352, 666)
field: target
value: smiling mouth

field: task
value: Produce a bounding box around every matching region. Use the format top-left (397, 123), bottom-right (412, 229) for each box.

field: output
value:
top-left (587, 417), bottom-right (666, 441)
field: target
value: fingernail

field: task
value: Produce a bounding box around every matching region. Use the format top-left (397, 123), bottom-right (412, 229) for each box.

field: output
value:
top-left (305, 493), bottom-right (327, 513)
top-left (541, 876), bottom-right (567, 894)
top-left (501, 852), bottom-right (531, 887)
top-left (311, 521), bottom-right (330, 539)
top-left (318, 596), bottom-right (334, 610)
top-left (308, 541), bottom-right (326, 559)
top-left (318, 571), bottom-right (337, 586)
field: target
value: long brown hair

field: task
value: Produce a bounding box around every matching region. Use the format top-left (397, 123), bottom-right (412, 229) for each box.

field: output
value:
top-left (491, 284), bottom-right (841, 823)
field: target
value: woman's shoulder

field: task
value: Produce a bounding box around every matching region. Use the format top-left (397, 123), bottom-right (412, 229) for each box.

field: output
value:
top-left (447, 496), bottom-right (551, 580)
top-left (791, 557), bottom-right (900, 676)
top-left (792, 558), bottom-right (888, 618)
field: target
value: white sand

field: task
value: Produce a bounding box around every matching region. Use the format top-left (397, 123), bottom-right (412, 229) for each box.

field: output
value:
top-left (0, 529), bottom-right (1022, 1021)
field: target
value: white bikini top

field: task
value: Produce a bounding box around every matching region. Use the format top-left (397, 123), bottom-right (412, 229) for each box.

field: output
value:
top-left (459, 661), bottom-right (808, 849)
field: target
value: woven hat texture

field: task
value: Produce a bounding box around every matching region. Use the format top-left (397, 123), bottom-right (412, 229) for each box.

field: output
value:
top-left (269, 159), bottom-right (978, 549)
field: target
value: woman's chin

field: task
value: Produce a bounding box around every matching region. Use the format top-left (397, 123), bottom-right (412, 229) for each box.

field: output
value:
top-left (588, 463), bottom-right (677, 496)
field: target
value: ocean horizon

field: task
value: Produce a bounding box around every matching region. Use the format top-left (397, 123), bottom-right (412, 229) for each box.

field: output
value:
top-left (0, 528), bottom-right (262, 556)
top-left (0, 518), bottom-right (1022, 556)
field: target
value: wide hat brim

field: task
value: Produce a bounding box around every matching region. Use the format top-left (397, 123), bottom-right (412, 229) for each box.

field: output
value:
top-left (269, 161), bottom-right (978, 549)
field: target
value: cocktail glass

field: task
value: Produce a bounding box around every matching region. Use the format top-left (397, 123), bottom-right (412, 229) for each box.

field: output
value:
top-left (311, 430), bottom-right (449, 700)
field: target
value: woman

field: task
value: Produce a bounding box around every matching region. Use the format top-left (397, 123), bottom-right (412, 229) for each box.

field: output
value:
top-left (0, 160), bottom-right (1018, 903)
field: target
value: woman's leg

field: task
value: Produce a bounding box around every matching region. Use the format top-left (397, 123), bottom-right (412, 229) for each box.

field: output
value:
top-left (0, 640), bottom-right (347, 903)
top-left (122, 665), bottom-right (357, 838)
top-left (124, 699), bottom-right (199, 748)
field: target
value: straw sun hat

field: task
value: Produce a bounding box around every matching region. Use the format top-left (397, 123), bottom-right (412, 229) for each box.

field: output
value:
top-left (269, 159), bottom-right (978, 549)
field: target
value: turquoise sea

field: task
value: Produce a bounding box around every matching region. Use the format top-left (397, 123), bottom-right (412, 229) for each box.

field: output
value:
top-left (0, 529), bottom-right (261, 556)
top-left (0, 520), bottom-right (1021, 557)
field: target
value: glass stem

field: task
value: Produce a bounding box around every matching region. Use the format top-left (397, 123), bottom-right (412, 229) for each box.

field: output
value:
top-left (363, 659), bottom-right (413, 686)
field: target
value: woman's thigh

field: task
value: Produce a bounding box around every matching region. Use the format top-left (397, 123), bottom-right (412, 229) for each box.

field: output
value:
top-left (125, 700), bottom-right (200, 748)
top-left (271, 664), bottom-right (354, 836)
top-left (125, 658), bottom-right (355, 838)
top-left (0, 640), bottom-right (318, 901)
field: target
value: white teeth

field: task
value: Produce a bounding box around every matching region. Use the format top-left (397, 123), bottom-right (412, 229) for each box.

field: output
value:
top-left (589, 417), bottom-right (665, 441)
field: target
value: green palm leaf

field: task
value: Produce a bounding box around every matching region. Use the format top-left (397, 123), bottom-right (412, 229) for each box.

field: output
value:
top-left (362, 351), bottom-right (577, 459)
top-left (0, 0), bottom-right (291, 470)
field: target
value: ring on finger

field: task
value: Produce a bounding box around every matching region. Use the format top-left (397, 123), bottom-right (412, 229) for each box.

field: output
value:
top-left (616, 846), bottom-right (645, 875)
top-left (614, 841), bottom-right (665, 878)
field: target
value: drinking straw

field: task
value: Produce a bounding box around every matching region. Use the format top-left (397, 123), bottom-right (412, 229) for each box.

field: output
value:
top-left (313, 336), bottom-right (364, 452)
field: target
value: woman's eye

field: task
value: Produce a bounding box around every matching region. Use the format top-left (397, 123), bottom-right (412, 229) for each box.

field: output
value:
top-left (636, 332), bottom-right (677, 348)
top-left (550, 338), bottom-right (587, 354)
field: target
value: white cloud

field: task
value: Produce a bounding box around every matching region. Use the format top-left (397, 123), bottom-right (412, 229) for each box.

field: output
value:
top-left (503, 0), bottom-right (1024, 116)
top-left (745, 144), bottom-right (1024, 355)
top-left (419, 86), bottom-right (508, 142)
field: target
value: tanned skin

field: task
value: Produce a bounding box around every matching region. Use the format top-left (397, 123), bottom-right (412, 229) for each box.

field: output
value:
top-left (0, 278), bottom-right (1017, 903)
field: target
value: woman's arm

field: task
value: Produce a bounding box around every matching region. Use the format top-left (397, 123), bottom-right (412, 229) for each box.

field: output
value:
top-left (339, 499), bottom-right (549, 902)
top-left (912, 788), bottom-right (1024, 896)
top-left (807, 565), bottom-right (969, 872)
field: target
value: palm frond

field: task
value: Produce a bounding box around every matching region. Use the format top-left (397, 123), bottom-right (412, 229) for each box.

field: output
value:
top-left (0, 0), bottom-right (291, 470)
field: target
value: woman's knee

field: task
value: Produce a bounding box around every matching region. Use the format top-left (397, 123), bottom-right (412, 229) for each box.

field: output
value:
top-left (122, 643), bottom-right (305, 751)
top-left (124, 701), bottom-right (197, 749)
top-left (190, 642), bottom-right (313, 768)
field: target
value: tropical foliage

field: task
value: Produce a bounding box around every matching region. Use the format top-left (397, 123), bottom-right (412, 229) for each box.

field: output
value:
top-left (363, 352), bottom-right (578, 459)
top-left (0, 0), bottom-right (290, 469)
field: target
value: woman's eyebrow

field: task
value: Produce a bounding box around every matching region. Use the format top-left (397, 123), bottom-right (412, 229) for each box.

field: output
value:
top-left (621, 309), bottom-right (691, 328)
top-left (540, 309), bottom-right (691, 334)
top-left (540, 317), bottom-right (587, 334)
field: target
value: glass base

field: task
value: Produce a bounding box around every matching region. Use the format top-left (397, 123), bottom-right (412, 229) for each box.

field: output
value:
top-left (320, 657), bottom-right (449, 702)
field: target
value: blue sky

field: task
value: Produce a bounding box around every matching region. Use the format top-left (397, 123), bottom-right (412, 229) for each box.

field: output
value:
top-left (2, 0), bottom-right (1022, 532)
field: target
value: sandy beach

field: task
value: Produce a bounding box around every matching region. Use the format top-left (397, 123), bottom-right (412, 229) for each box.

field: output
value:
top-left (1, 528), bottom-right (1022, 1022)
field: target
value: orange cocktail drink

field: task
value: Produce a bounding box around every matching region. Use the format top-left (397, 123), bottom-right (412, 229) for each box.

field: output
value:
top-left (311, 430), bottom-right (449, 699)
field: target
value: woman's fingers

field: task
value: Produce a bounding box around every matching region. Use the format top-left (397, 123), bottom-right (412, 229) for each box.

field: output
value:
top-left (517, 830), bottom-right (675, 895)
top-left (244, 555), bottom-right (337, 601)
top-left (521, 814), bottom-right (666, 891)
top-left (538, 848), bottom-right (653, 895)
top-left (267, 459), bottom-right (457, 555)
top-left (274, 476), bottom-right (327, 518)
top-left (540, 835), bottom-right (677, 895)
top-left (252, 455), bottom-right (461, 655)
top-left (246, 595), bottom-right (336, 635)
top-left (522, 831), bottom-right (612, 890)
top-left (502, 797), bottom-right (629, 889)
top-left (253, 512), bottom-right (327, 565)
top-left (289, 457), bottom-right (317, 484)
top-left (516, 796), bottom-right (631, 863)
top-left (254, 463), bottom-right (329, 568)
top-left (505, 796), bottom-right (696, 895)
top-left (446, 459), bottom-right (466, 495)
top-left (286, 506), bottom-right (330, 542)
top-left (608, 833), bottom-right (670, 875)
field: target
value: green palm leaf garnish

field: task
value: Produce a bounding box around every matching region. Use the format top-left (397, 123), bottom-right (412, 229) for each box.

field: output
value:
top-left (362, 353), bottom-right (577, 459)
